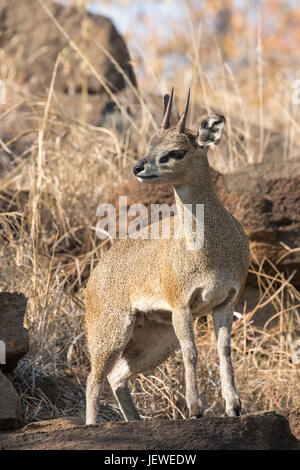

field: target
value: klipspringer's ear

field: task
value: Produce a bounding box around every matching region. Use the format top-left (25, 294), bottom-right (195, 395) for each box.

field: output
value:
top-left (196, 114), bottom-right (225, 147)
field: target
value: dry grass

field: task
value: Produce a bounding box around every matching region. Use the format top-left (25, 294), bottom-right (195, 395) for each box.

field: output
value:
top-left (0, 0), bottom-right (299, 424)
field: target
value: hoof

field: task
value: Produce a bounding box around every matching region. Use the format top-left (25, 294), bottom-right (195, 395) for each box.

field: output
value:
top-left (226, 398), bottom-right (242, 417)
top-left (189, 402), bottom-right (205, 419)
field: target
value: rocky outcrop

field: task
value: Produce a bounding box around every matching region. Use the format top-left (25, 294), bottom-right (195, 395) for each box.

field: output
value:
top-left (0, 292), bottom-right (29, 372)
top-left (0, 0), bottom-right (138, 175)
top-left (0, 0), bottom-right (137, 96)
top-left (0, 292), bottom-right (28, 429)
top-left (0, 370), bottom-right (24, 430)
top-left (0, 412), bottom-right (298, 450)
top-left (216, 160), bottom-right (300, 286)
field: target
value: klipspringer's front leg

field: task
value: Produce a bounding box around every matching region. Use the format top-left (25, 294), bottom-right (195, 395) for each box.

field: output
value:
top-left (172, 309), bottom-right (204, 418)
top-left (212, 305), bottom-right (241, 417)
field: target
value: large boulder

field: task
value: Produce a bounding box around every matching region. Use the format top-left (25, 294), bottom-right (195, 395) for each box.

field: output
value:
top-left (216, 158), bottom-right (300, 286)
top-left (0, 0), bottom-right (137, 96)
top-left (0, 412), bottom-right (298, 450)
top-left (0, 370), bottom-right (24, 430)
top-left (0, 292), bottom-right (29, 372)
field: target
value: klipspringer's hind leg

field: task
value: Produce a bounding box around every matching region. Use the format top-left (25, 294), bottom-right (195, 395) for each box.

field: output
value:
top-left (108, 357), bottom-right (140, 421)
top-left (212, 298), bottom-right (241, 417)
top-left (86, 370), bottom-right (102, 425)
top-left (108, 315), bottom-right (179, 421)
top-left (85, 314), bottom-right (136, 425)
top-left (86, 350), bottom-right (125, 425)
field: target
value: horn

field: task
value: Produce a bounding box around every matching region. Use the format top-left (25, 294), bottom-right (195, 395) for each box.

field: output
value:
top-left (161, 86), bottom-right (174, 130)
top-left (177, 88), bottom-right (190, 133)
top-left (163, 94), bottom-right (169, 114)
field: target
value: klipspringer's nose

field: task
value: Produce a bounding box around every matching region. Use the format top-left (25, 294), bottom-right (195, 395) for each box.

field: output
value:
top-left (133, 160), bottom-right (145, 175)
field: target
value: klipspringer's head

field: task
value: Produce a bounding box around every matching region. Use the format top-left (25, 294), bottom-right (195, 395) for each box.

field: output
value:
top-left (133, 88), bottom-right (226, 185)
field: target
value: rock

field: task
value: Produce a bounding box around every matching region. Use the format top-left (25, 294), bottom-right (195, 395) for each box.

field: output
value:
top-left (287, 409), bottom-right (300, 440)
top-left (235, 285), bottom-right (276, 327)
top-left (0, 0), bottom-right (139, 169)
top-left (0, 0), bottom-right (137, 96)
top-left (0, 412), bottom-right (298, 450)
top-left (107, 157), bottom-right (300, 287)
top-left (0, 292), bottom-right (29, 372)
top-left (0, 370), bottom-right (24, 430)
top-left (217, 158), bottom-right (300, 287)
top-left (22, 416), bottom-right (82, 434)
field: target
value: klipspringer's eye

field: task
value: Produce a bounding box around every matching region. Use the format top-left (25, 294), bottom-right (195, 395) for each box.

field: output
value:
top-left (169, 149), bottom-right (186, 159)
top-left (159, 154), bottom-right (169, 164)
top-left (159, 149), bottom-right (186, 164)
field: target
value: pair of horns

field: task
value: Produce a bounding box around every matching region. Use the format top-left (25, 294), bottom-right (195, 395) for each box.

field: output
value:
top-left (161, 87), bottom-right (190, 133)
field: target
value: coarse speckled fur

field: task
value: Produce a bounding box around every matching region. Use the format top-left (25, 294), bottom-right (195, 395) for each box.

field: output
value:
top-left (85, 95), bottom-right (250, 425)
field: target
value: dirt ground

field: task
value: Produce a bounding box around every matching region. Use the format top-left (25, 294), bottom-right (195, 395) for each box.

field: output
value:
top-left (0, 412), bottom-right (299, 450)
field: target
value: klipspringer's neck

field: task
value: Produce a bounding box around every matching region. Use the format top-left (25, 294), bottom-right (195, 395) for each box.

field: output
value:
top-left (172, 158), bottom-right (219, 248)
top-left (173, 157), bottom-right (218, 211)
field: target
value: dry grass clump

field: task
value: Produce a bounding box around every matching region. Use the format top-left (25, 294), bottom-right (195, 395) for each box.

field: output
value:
top-left (0, 0), bottom-right (299, 424)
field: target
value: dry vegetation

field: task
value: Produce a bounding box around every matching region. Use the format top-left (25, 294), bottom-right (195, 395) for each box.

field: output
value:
top-left (0, 0), bottom-right (299, 424)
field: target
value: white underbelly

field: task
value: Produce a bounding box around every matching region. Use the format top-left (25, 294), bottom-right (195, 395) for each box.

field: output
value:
top-left (132, 294), bottom-right (214, 324)
top-left (132, 296), bottom-right (172, 324)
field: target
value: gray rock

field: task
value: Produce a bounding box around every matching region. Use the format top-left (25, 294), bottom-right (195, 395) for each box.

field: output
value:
top-left (0, 412), bottom-right (298, 450)
top-left (0, 370), bottom-right (24, 430)
top-left (0, 292), bottom-right (29, 372)
top-left (0, 0), bottom-right (137, 96)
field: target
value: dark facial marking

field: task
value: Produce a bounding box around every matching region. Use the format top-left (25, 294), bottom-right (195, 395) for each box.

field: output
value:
top-left (159, 149), bottom-right (186, 164)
